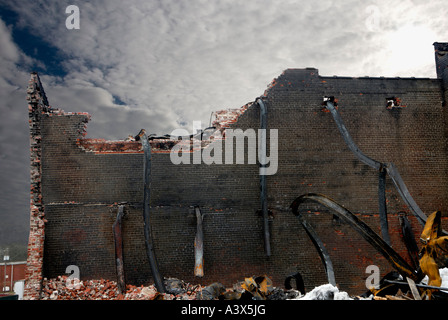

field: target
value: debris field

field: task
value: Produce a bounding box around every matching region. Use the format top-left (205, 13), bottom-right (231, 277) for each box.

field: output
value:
top-left (40, 275), bottom-right (304, 301)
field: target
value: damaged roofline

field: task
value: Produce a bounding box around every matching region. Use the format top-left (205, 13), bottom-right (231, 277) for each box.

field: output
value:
top-left (75, 102), bottom-right (254, 155)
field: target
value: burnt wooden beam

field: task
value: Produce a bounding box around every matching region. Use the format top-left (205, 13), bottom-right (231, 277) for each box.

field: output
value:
top-left (194, 206), bottom-right (204, 277)
top-left (113, 205), bottom-right (126, 293)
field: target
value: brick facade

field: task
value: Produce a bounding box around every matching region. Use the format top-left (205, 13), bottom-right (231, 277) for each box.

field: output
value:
top-left (24, 43), bottom-right (448, 299)
top-left (1, 262), bottom-right (26, 292)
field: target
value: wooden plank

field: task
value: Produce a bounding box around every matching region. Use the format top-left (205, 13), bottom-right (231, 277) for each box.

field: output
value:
top-left (406, 277), bottom-right (422, 300)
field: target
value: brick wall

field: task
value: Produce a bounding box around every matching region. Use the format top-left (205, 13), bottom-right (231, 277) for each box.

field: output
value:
top-left (24, 45), bottom-right (448, 298)
top-left (1, 262), bottom-right (26, 292)
top-left (24, 73), bottom-right (48, 300)
top-left (261, 68), bottom-right (448, 292)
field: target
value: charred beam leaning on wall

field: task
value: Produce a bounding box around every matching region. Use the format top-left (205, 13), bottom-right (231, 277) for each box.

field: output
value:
top-left (113, 205), bottom-right (126, 293)
top-left (323, 97), bottom-right (391, 245)
top-left (385, 163), bottom-right (433, 229)
top-left (323, 98), bottom-right (381, 170)
top-left (398, 212), bottom-right (420, 270)
top-left (135, 129), bottom-right (166, 293)
top-left (323, 98), bottom-right (446, 236)
top-left (378, 166), bottom-right (391, 245)
top-left (256, 97), bottom-right (271, 257)
top-left (295, 213), bottom-right (336, 286)
top-left (194, 206), bottom-right (204, 277)
top-left (290, 193), bottom-right (422, 282)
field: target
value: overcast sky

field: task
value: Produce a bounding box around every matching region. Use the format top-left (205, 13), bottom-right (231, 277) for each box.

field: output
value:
top-left (0, 0), bottom-right (447, 247)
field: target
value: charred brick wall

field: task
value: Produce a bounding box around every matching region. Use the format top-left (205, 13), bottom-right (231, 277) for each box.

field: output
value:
top-left (259, 68), bottom-right (448, 293)
top-left (24, 45), bottom-right (448, 298)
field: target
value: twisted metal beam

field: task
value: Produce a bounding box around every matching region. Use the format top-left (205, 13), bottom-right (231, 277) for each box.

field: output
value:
top-left (378, 167), bottom-right (390, 245)
top-left (398, 213), bottom-right (420, 270)
top-left (325, 100), bottom-right (443, 234)
top-left (296, 213), bottom-right (336, 286)
top-left (290, 193), bottom-right (422, 282)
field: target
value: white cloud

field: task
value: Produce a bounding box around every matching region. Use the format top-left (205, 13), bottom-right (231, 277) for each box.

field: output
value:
top-left (0, 18), bottom-right (19, 62)
top-left (4, 0), bottom-right (447, 138)
top-left (358, 0), bottom-right (448, 77)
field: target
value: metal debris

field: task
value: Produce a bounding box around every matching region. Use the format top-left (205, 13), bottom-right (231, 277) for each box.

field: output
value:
top-left (290, 193), bottom-right (421, 282)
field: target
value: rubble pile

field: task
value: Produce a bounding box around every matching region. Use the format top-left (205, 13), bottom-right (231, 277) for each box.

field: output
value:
top-left (40, 275), bottom-right (302, 300)
top-left (41, 276), bottom-right (201, 300)
top-left (40, 272), bottom-right (448, 300)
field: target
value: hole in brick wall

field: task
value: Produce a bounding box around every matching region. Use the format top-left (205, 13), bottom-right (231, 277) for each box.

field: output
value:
top-left (386, 97), bottom-right (405, 109)
top-left (321, 96), bottom-right (338, 112)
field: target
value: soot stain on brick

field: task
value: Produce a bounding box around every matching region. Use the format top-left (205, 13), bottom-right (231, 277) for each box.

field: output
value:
top-left (389, 107), bottom-right (402, 121)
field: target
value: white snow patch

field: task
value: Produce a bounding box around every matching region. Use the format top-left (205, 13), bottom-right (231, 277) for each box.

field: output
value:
top-left (294, 284), bottom-right (352, 300)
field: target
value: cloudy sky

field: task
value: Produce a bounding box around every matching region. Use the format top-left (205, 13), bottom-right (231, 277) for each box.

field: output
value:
top-left (0, 0), bottom-right (446, 247)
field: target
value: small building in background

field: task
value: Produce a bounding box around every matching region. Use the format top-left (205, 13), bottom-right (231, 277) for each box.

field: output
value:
top-left (1, 260), bottom-right (26, 299)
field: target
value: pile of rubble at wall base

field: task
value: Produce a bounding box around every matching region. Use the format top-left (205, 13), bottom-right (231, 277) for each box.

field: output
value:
top-left (40, 276), bottom-right (197, 300)
top-left (40, 274), bottom-right (448, 301)
top-left (39, 275), bottom-right (351, 301)
top-left (40, 276), bottom-right (304, 300)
